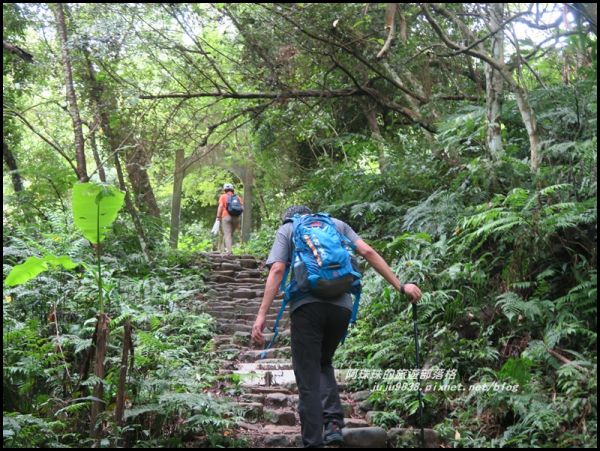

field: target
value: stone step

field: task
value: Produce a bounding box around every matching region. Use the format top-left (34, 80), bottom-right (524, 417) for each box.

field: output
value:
top-left (237, 402), bottom-right (297, 426)
top-left (387, 428), bottom-right (440, 448)
top-left (235, 367), bottom-right (298, 388)
top-left (256, 359), bottom-right (294, 371)
top-left (203, 296), bottom-right (283, 304)
top-left (247, 386), bottom-right (295, 396)
top-left (222, 278), bottom-right (265, 285)
top-left (206, 282), bottom-right (265, 299)
top-left (211, 306), bottom-right (283, 315)
top-left (207, 275), bottom-right (236, 283)
top-left (203, 299), bottom-right (281, 307)
top-left (202, 300), bottom-right (283, 310)
top-left (205, 281), bottom-right (264, 288)
top-left (344, 418), bottom-right (370, 429)
top-left (231, 289), bottom-right (261, 299)
top-left (199, 306), bottom-right (236, 314)
top-left (200, 253), bottom-right (261, 264)
top-left (220, 262), bottom-right (243, 271)
top-left (203, 287), bottom-right (256, 295)
top-left (207, 269), bottom-right (236, 277)
top-left (264, 392), bottom-right (292, 408)
top-left (262, 433), bottom-right (302, 448)
top-left (230, 328), bottom-right (286, 346)
top-left (342, 427), bottom-right (387, 448)
top-left (263, 408), bottom-right (297, 426)
top-left (238, 393), bottom-right (265, 404)
top-left (262, 329), bottom-right (291, 342)
top-left (237, 402), bottom-right (263, 420)
top-left (211, 313), bottom-right (278, 323)
top-left (211, 339), bottom-right (231, 350)
top-left (219, 323), bottom-right (253, 334)
top-left (238, 424), bottom-right (301, 448)
top-left (239, 258), bottom-right (261, 268)
top-left (205, 279), bottom-right (262, 285)
top-left (214, 359), bottom-right (237, 370)
top-left (350, 390), bottom-right (372, 402)
top-left (259, 392), bottom-right (353, 418)
top-left (215, 343), bottom-right (243, 351)
top-left (237, 270), bottom-right (264, 278)
top-left (240, 346), bottom-right (291, 362)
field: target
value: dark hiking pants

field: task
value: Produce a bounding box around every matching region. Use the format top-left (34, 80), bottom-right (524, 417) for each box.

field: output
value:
top-left (291, 302), bottom-right (352, 448)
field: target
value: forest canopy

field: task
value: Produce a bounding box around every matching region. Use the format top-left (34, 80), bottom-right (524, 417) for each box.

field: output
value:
top-left (3, 3), bottom-right (597, 448)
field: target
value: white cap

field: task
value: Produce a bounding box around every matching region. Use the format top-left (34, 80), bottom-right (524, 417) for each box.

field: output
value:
top-left (223, 183), bottom-right (234, 191)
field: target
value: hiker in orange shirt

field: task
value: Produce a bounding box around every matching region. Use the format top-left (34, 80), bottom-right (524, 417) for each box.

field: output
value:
top-left (213, 183), bottom-right (244, 254)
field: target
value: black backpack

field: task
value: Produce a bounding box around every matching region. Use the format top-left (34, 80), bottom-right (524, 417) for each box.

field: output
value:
top-left (226, 194), bottom-right (244, 216)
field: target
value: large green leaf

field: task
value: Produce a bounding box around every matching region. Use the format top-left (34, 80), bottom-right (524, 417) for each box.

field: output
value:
top-left (72, 183), bottom-right (125, 244)
top-left (5, 254), bottom-right (80, 287)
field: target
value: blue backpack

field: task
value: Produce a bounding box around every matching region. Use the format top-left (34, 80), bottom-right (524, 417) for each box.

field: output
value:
top-left (226, 194), bottom-right (244, 216)
top-left (260, 213), bottom-right (362, 359)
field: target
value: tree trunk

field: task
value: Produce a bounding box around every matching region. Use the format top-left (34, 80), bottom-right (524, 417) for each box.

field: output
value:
top-left (170, 149), bottom-right (185, 249)
top-left (90, 313), bottom-right (109, 439)
top-left (114, 153), bottom-right (151, 261)
top-left (90, 130), bottom-right (106, 183)
top-left (125, 143), bottom-right (160, 217)
top-left (485, 3), bottom-right (505, 159)
top-left (115, 320), bottom-right (133, 427)
top-left (52, 3), bottom-right (88, 182)
top-left (3, 140), bottom-right (23, 192)
top-left (514, 86), bottom-right (542, 172)
top-left (241, 163), bottom-right (254, 243)
top-left (424, 4), bottom-right (541, 172)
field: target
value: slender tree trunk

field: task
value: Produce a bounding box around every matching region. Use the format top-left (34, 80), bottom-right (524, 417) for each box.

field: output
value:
top-left (52, 3), bottom-right (88, 182)
top-left (90, 131), bottom-right (106, 183)
top-left (170, 149), bottom-right (185, 249)
top-left (485, 3), bottom-right (505, 159)
top-left (115, 320), bottom-right (133, 428)
top-left (125, 143), bottom-right (160, 217)
top-left (90, 313), bottom-right (109, 439)
top-left (3, 140), bottom-right (23, 192)
top-left (241, 163), bottom-right (254, 243)
top-left (514, 86), bottom-right (542, 171)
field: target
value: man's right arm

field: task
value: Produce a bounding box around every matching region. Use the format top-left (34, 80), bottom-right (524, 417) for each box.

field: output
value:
top-left (252, 225), bottom-right (291, 344)
top-left (354, 239), bottom-right (422, 303)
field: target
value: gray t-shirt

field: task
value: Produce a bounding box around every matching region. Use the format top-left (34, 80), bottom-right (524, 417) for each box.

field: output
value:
top-left (265, 217), bottom-right (361, 315)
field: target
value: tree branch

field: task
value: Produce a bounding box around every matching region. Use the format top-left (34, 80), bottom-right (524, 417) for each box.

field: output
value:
top-left (377, 3), bottom-right (398, 59)
top-left (421, 4), bottom-right (515, 88)
top-left (164, 4), bottom-right (238, 94)
top-left (139, 87), bottom-right (369, 100)
top-left (438, 10), bottom-right (530, 58)
top-left (8, 109), bottom-right (79, 177)
top-left (3, 40), bottom-right (33, 63)
top-left (261, 3), bottom-right (428, 104)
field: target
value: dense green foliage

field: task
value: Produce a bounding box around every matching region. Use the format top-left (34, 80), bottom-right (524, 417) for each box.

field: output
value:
top-left (3, 209), bottom-right (245, 446)
top-left (3, 2), bottom-right (597, 448)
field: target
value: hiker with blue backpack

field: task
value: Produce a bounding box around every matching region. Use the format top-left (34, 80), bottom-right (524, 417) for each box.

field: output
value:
top-left (251, 205), bottom-right (422, 448)
top-left (212, 183), bottom-right (244, 254)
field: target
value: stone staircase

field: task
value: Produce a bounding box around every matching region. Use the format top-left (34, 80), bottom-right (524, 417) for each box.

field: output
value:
top-left (196, 252), bottom-right (439, 448)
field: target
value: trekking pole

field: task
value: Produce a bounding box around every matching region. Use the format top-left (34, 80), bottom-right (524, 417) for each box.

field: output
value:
top-left (411, 300), bottom-right (426, 448)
